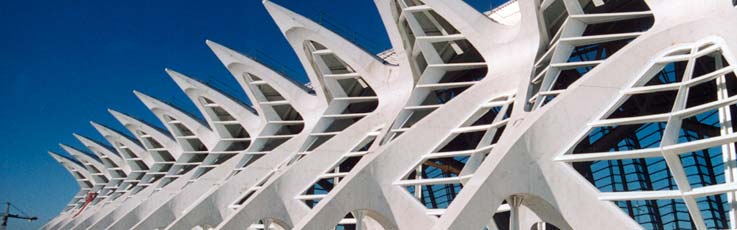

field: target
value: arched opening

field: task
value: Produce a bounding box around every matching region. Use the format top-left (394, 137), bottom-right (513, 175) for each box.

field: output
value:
top-left (334, 209), bottom-right (392, 230)
top-left (486, 195), bottom-right (566, 230)
top-left (247, 217), bottom-right (289, 230)
top-left (529, 222), bottom-right (560, 230)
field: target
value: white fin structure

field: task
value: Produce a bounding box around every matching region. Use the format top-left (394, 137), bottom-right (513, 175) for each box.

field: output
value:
top-left (44, 152), bottom-right (95, 230)
top-left (46, 0), bottom-right (737, 229)
top-left (112, 70), bottom-right (268, 230)
top-left (215, 1), bottom-right (411, 229)
top-left (150, 40), bottom-right (323, 230)
top-left (52, 143), bottom-right (113, 229)
top-left (435, 1), bottom-right (737, 230)
top-left (76, 92), bottom-right (218, 230)
top-left (59, 144), bottom-right (111, 193)
top-left (89, 122), bottom-right (155, 198)
top-left (62, 110), bottom-right (187, 230)
top-left (289, 0), bottom-right (526, 228)
top-left (61, 109), bottom-right (185, 230)
top-left (72, 133), bottom-right (130, 204)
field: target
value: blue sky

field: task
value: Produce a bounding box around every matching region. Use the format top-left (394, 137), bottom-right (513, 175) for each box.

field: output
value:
top-left (0, 0), bottom-right (502, 228)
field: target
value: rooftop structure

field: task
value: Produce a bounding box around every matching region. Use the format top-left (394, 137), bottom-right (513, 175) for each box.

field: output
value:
top-left (43, 0), bottom-right (737, 229)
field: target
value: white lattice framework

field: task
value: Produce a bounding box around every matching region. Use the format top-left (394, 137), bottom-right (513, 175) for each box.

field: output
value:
top-left (42, 0), bottom-right (737, 229)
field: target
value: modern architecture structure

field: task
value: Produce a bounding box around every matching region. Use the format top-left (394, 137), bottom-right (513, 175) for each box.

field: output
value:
top-left (43, 0), bottom-right (737, 229)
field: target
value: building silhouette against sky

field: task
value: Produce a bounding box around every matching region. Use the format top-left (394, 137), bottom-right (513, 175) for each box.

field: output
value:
top-left (40, 0), bottom-right (737, 229)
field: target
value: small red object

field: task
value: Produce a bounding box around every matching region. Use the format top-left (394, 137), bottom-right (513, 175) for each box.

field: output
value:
top-left (73, 192), bottom-right (97, 218)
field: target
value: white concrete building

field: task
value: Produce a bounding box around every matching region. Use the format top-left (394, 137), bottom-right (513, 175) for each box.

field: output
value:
top-left (43, 0), bottom-right (737, 229)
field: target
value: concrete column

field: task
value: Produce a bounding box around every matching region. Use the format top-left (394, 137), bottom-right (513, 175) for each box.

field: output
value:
top-left (353, 210), bottom-right (365, 230)
top-left (509, 195), bottom-right (523, 230)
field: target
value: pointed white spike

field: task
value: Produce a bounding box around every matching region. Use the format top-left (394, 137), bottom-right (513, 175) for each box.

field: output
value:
top-left (90, 121), bottom-right (155, 167)
top-left (132, 90), bottom-right (217, 149)
top-left (164, 68), bottom-right (261, 134)
top-left (107, 108), bottom-right (184, 159)
top-left (204, 40), bottom-right (318, 112)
